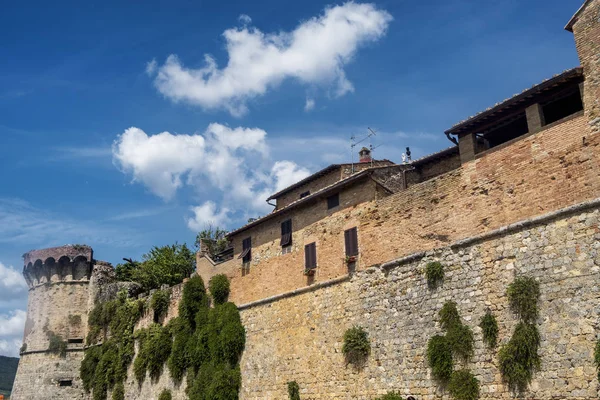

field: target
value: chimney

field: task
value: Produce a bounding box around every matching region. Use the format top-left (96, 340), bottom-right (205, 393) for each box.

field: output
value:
top-left (359, 147), bottom-right (372, 163)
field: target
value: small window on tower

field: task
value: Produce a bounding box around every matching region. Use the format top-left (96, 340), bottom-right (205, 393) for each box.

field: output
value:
top-left (300, 191), bottom-right (310, 198)
top-left (59, 379), bottom-right (73, 387)
top-left (327, 193), bottom-right (340, 209)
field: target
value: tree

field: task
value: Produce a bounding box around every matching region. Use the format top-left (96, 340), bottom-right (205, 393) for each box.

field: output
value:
top-left (115, 243), bottom-right (195, 291)
top-left (195, 225), bottom-right (229, 259)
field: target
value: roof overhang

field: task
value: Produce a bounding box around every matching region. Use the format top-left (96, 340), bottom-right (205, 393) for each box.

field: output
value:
top-left (565, 0), bottom-right (592, 32)
top-left (228, 170), bottom-right (373, 238)
top-left (445, 68), bottom-right (583, 137)
top-left (266, 164), bottom-right (340, 201)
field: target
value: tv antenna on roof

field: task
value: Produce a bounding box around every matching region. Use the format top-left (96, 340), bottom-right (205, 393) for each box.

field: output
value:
top-left (350, 127), bottom-right (377, 172)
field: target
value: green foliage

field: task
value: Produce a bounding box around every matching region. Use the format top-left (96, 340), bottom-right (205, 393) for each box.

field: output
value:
top-left (427, 335), bottom-right (453, 384)
top-left (287, 381), bottom-right (300, 400)
top-left (342, 326), bottom-right (371, 366)
top-left (498, 322), bottom-right (541, 393)
top-left (111, 382), bottom-right (124, 400)
top-left (374, 392), bottom-right (404, 400)
top-left (448, 369), bottom-right (479, 400)
top-left (80, 291), bottom-right (145, 400)
top-left (134, 324), bottom-right (173, 383)
top-left (439, 301), bottom-right (461, 331)
top-left (209, 274), bottom-right (231, 305)
top-left (116, 243), bottom-right (195, 291)
top-left (68, 314), bottom-right (82, 326)
top-left (179, 275), bottom-right (209, 329)
top-left (425, 261), bottom-right (444, 289)
top-left (151, 289), bottom-right (171, 323)
top-left (195, 225), bottom-right (229, 258)
top-left (187, 363), bottom-right (241, 400)
top-left (594, 339), bottom-right (600, 382)
top-left (506, 276), bottom-right (540, 323)
top-left (47, 331), bottom-right (67, 357)
top-left (158, 389), bottom-right (172, 400)
top-left (479, 311), bottom-right (498, 348)
top-left (446, 323), bottom-right (474, 362)
top-left (19, 343), bottom-right (27, 354)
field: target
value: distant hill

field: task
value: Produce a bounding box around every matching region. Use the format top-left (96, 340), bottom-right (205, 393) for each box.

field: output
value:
top-left (0, 355), bottom-right (19, 397)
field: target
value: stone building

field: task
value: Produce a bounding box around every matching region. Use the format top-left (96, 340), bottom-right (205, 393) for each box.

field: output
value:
top-left (12, 1), bottom-right (600, 399)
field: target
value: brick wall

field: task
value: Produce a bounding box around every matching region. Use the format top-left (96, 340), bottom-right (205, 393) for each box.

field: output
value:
top-left (198, 176), bottom-right (385, 304)
top-left (275, 168), bottom-right (341, 209)
top-left (200, 114), bottom-right (599, 306)
top-left (571, 0), bottom-right (600, 132)
top-left (239, 205), bottom-right (600, 399)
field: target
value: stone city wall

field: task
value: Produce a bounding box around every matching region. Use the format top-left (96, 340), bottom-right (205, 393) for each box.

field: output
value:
top-left (238, 202), bottom-right (600, 399)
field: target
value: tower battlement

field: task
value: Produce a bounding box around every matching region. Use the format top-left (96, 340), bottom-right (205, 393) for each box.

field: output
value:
top-left (22, 244), bottom-right (94, 288)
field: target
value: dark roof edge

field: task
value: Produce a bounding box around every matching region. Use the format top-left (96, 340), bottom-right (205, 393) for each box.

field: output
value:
top-left (266, 164), bottom-right (340, 201)
top-left (228, 170), bottom-right (372, 238)
top-left (565, 0), bottom-right (592, 32)
top-left (410, 146), bottom-right (459, 166)
top-left (445, 67), bottom-right (583, 135)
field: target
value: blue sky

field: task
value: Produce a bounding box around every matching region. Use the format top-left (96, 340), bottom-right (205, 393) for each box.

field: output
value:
top-left (0, 0), bottom-right (582, 356)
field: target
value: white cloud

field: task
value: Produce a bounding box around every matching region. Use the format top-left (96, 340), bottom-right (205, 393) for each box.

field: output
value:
top-left (304, 97), bottom-right (316, 112)
top-left (150, 2), bottom-right (392, 116)
top-left (112, 125), bottom-right (311, 226)
top-left (238, 14), bottom-right (252, 25)
top-left (0, 309), bottom-right (25, 357)
top-left (0, 262), bottom-right (27, 301)
top-left (146, 59), bottom-right (157, 76)
top-left (187, 201), bottom-right (230, 231)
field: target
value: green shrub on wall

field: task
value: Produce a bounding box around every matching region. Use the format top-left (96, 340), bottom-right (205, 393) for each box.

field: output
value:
top-left (426, 335), bottom-right (453, 384)
top-left (446, 323), bottom-right (474, 362)
top-left (342, 326), bottom-right (371, 366)
top-left (439, 301), bottom-right (460, 330)
top-left (479, 311), bottom-right (498, 349)
top-left (209, 274), bottom-right (231, 305)
top-left (111, 382), bottom-right (124, 400)
top-left (47, 331), bottom-right (67, 358)
top-left (287, 381), bottom-right (300, 400)
top-left (150, 289), bottom-right (170, 323)
top-left (448, 370), bottom-right (479, 400)
top-left (506, 276), bottom-right (540, 323)
top-left (158, 389), bottom-right (172, 400)
top-left (498, 322), bottom-right (541, 393)
top-left (425, 261), bottom-right (444, 289)
top-left (594, 340), bottom-right (600, 382)
top-left (81, 275), bottom-right (245, 400)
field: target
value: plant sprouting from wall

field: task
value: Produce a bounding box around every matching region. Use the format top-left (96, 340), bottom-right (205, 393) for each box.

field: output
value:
top-left (427, 335), bottom-right (453, 384)
top-left (448, 369), bottom-right (480, 400)
top-left (594, 339), bottom-right (600, 382)
top-left (479, 311), bottom-right (498, 349)
top-left (158, 389), bottom-right (172, 400)
top-left (47, 331), bottom-right (67, 358)
top-left (498, 275), bottom-right (541, 393)
top-left (111, 382), bottom-right (124, 400)
top-left (342, 326), bottom-right (371, 367)
top-left (425, 261), bottom-right (444, 289)
top-left (506, 276), bottom-right (540, 323)
top-left (150, 289), bottom-right (170, 323)
top-left (209, 274), bottom-right (230, 305)
top-left (287, 381), bottom-right (300, 400)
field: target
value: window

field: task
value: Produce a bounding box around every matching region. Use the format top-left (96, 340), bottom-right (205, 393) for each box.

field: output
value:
top-left (280, 219), bottom-right (292, 247)
top-left (344, 227), bottom-right (358, 257)
top-left (238, 237), bottom-right (252, 263)
top-left (327, 193), bottom-right (340, 209)
top-left (67, 338), bottom-right (84, 344)
top-left (305, 242), bottom-right (317, 270)
top-left (59, 380), bottom-right (73, 387)
top-left (300, 191), bottom-right (310, 198)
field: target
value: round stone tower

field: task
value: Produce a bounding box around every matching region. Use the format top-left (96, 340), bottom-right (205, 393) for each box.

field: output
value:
top-left (11, 245), bottom-right (96, 400)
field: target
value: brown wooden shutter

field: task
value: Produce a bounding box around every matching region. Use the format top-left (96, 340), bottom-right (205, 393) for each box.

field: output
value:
top-left (344, 228), bottom-right (358, 256)
top-left (239, 237), bottom-right (251, 262)
top-left (305, 243), bottom-right (316, 269)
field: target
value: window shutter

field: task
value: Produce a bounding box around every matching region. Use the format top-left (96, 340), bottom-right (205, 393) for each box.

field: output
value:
top-left (281, 220), bottom-right (292, 246)
top-left (305, 243), bottom-right (316, 269)
top-left (345, 228), bottom-right (358, 256)
top-left (239, 237), bottom-right (252, 262)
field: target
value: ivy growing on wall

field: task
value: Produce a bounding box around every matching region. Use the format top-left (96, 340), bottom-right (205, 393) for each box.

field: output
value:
top-left (287, 381), bottom-right (300, 400)
top-left (425, 261), bottom-right (444, 289)
top-left (81, 275), bottom-right (245, 400)
top-left (594, 340), bottom-right (600, 382)
top-left (426, 301), bottom-right (478, 400)
top-left (374, 392), bottom-right (404, 400)
top-left (158, 389), bottom-right (172, 400)
top-left (47, 331), bottom-right (67, 358)
top-left (342, 326), bottom-right (371, 367)
top-left (150, 289), bottom-right (170, 323)
top-left (479, 311), bottom-right (498, 349)
top-left (209, 274), bottom-right (231, 305)
top-left (498, 276), bottom-right (541, 393)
